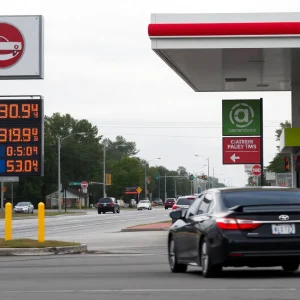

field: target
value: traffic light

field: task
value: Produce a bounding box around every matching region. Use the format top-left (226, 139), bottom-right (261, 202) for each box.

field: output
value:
top-left (105, 173), bottom-right (112, 185)
top-left (295, 156), bottom-right (300, 172)
top-left (284, 156), bottom-right (290, 171)
top-left (155, 175), bottom-right (160, 180)
top-left (189, 174), bottom-right (194, 181)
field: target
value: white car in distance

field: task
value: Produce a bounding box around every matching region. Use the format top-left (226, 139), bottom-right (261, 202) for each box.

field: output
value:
top-left (13, 202), bottom-right (34, 214)
top-left (137, 200), bottom-right (152, 210)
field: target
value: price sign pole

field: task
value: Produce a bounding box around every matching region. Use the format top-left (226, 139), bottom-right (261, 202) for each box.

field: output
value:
top-left (0, 180), bottom-right (3, 212)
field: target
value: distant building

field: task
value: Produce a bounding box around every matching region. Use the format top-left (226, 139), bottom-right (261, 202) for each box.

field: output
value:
top-left (46, 188), bottom-right (89, 209)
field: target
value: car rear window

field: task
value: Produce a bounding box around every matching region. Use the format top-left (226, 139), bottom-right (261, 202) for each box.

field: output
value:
top-left (221, 191), bottom-right (300, 208)
top-left (99, 198), bottom-right (113, 203)
top-left (176, 197), bottom-right (195, 205)
top-left (167, 199), bottom-right (175, 202)
top-left (139, 200), bottom-right (149, 203)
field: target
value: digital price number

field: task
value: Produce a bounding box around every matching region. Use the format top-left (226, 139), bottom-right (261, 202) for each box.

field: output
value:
top-left (0, 97), bottom-right (44, 176)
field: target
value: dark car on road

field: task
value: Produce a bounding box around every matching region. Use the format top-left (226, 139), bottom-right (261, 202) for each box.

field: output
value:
top-left (168, 187), bottom-right (300, 277)
top-left (97, 197), bottom-right (120, 214)
top-left (152, 198), bottom-right (163, 206)
top-left (165, 198), bottom-right (176, 210)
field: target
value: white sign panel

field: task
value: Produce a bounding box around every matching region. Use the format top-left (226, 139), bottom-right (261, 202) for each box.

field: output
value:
top-left (266, 172), bottom-right (276, 181)
top-left (0, 15), bottom-right (44, 79)
top-left (0, 176), bottom-right (19, 182)
top-left (244, 164), bottom-right (254, 173)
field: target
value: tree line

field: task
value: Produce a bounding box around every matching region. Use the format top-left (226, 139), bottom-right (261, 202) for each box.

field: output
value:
top-left (6, 113), bottom-right (225, 206)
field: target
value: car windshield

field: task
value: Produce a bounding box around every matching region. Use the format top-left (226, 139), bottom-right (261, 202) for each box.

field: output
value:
top-left (222, 191), bottom-right (300, 209)
top-left (139, 200), bottom-right (149, 203)
top-left (176, 197), bottom-right (195, 205)
top-left (17, 202), bottom-right (29, 206)
top-left (99, 198), bottom-right (112, 203)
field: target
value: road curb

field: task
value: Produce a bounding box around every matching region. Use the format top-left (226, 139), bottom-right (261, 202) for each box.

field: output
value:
top-left (121, 228), bottom-right (169, 232)
top-left (0, 244), bottom-right (88, 256)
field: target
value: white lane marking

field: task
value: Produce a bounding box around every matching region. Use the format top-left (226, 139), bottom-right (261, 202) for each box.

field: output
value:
top-left (1, 288), bottom-right (297, 293)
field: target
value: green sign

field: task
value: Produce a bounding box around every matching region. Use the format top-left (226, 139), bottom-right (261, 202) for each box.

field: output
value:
top-left (69, 182), bottom-right (81, 186)
top-left (222, 99), bottom-right (261, 136)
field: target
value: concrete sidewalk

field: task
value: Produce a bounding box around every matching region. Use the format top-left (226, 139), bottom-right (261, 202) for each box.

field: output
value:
top-left (121, 221), bottom-right (171, 232)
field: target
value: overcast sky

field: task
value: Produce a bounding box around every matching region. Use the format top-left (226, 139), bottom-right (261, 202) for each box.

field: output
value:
top-left (1, 0), bottom-right (299, 186)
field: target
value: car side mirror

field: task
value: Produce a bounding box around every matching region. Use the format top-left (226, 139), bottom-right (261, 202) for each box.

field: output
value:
top-left (170, 210), bottom-right (183, 220)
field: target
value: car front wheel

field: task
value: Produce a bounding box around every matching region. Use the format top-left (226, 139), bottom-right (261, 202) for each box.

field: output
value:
top-left (282, 263), bottom-right (299, 272)
top-left (168, 236), bottom-right (187, 273)
top-left (201, 238), bottom-right (222, 278)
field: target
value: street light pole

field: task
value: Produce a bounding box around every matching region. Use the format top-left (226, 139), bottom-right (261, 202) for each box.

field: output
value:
top-left (57, 137), bottom-right (61, 212)
top-left (144, 164), bottom-right (147, 199)
top-left (144, 158), bottom-right (161, 199)
top-left (158, 175), bottom-right (161, 199)
top-left (195, 154), bottom-right (210, 189)
top-left (57, 132), bottom-right (87, 212)
top-left (165, 173), bottom-right (167, 200)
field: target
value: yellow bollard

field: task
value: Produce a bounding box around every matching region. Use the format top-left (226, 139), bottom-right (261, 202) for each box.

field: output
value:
top-left (5, 202), bottom-right (12, 241)
top-left (38, 202), bottom-right (45, 243)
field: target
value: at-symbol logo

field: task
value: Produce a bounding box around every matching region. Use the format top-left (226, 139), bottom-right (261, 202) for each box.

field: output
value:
top-left (229, 103), bottom-right (255, 128)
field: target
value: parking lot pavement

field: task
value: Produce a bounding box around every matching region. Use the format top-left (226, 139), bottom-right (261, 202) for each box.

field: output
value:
top-left (0, 254), bottom-right (299, 300)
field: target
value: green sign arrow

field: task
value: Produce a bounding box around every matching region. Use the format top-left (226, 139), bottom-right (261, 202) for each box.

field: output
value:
top-left (222, 99), bottom-right (261, 136)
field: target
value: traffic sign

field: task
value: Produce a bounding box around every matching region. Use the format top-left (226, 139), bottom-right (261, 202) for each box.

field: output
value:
top-left (136, 186), bottom-right (142, 194)
top-left (223, 137), bottom-right (261, 164)
top-left (0, 176), bottom-right (19, 182)
top-left (222, 99), bottom-right (261, 136)
top-left (252, 164), bottom-right (261, 176)
top-left (69, 182), bottom-right (81, 186)
top-left (0, 23), bottom-right (24, 69)
top-left (125, 186), bottom-right (139, 195)
top-left (81, 181), bottom-right (88, 189)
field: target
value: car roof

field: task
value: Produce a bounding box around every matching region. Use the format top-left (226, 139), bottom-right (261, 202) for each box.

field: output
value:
top-left (206, 186), bottom-right (300, 194)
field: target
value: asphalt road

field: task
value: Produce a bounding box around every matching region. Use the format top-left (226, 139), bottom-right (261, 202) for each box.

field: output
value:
top-left (0, 254), bottom-right (299, 300)
top-left (0, 207), bottom-right (170, 252)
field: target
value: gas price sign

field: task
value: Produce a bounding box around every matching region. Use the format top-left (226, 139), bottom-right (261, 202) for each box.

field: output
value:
top-left (0, 97), bottom-right (44, 176)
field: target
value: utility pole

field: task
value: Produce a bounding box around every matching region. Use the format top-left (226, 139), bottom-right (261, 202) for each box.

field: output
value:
top-left (174, 177), bottom-right (177, 198)
top-left (103, 144), bottom-right (106, 198)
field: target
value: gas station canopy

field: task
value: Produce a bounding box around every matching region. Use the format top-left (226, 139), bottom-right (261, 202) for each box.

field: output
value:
top-left (148, 13), bottom-right (300, 92)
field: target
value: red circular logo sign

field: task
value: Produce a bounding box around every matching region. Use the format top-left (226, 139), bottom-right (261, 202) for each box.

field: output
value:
top-left (81, 181), bottom-right (88, 188)
top-left (252, 164), bottom-right (261, 176)
top-left (0, 23), bottom-right (24, 68)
